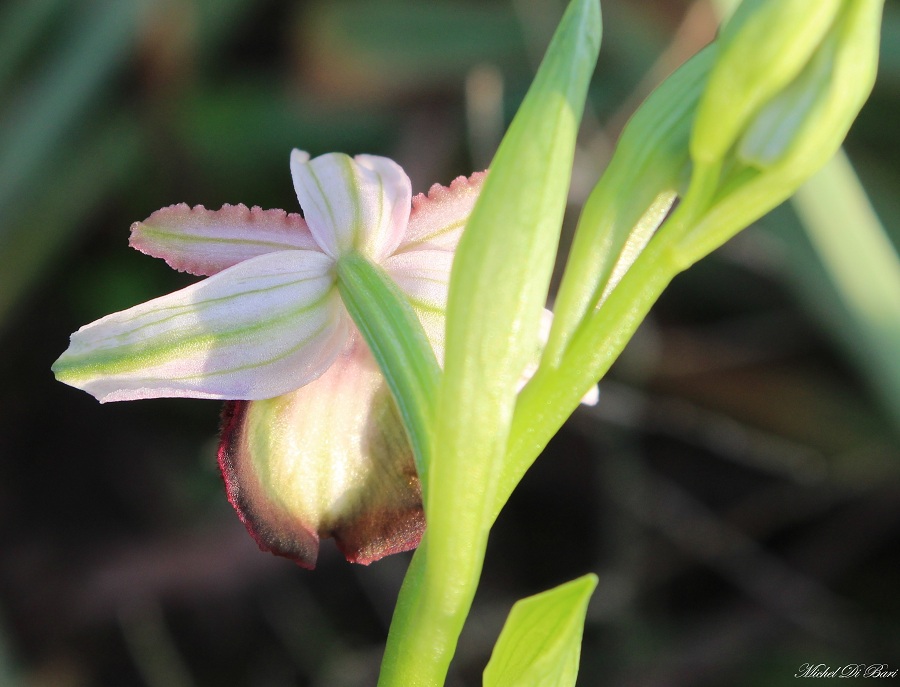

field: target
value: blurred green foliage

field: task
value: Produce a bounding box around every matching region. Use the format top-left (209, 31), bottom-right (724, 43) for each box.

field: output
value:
top-left (1, 0), bottom-right (898, 685)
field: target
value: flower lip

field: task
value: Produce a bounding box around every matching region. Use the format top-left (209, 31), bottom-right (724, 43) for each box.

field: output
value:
top-left (217, 339), bottom-right (426, 569)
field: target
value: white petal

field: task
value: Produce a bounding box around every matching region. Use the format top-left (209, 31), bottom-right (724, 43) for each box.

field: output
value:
top-left (53, 250), bottom-right (348, 402)
top-left (383, 249), bottom-right (453, 364)
top-left (130, 203), bottom-right (319, 276)
top-left (218, 335), bottom-right (424, 568)
top-left (290, 150), bottom-right (411, 261)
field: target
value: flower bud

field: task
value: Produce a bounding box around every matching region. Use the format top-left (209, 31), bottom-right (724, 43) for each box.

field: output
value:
top-left (674, 0), bottom-right (882, 261)
top-left (691, 0), bottom-right (842, 165)
top-left (736, 0), bottom-right (882, 172)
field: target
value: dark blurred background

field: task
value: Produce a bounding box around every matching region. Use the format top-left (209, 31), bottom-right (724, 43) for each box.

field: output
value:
top-left (1, 0), bottom-right (899, 685)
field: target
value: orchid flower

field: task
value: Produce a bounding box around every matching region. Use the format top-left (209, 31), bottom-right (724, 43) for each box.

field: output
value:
top-left (53, 149), bottom-right (594, 569)
top-left (54, 150), bottom-right (484, 568)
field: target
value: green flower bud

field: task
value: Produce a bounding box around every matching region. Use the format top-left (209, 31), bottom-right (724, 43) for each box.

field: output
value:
top-left (691, 0), bottom-right (842, 165)
top-left (737, 0), bottom-right (882, 172)
top-left (676, 0), bottom-right (883, 262)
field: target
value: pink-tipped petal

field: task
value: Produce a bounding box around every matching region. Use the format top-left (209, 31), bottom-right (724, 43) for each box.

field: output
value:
top-left (217, 336), bottom-right (424, 568)
top-left (396, 170), bottom-right (487, 253)
top-left (130, 203), bottom-right (319, 276)
top-left (53, 250), bottom-right (348, 402)
top-left (290, 150), bottom-right (411, 261)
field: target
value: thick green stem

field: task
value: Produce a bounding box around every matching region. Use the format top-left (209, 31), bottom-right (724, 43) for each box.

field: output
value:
top-left (380, 224), bottom-right (682, 686)
top-left (376, 532), bottom-right (488, 687)
top-left (338, 252), bottom-right (494, 686)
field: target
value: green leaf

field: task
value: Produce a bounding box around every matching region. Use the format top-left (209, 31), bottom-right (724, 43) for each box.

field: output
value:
top-left (336, 251), bottom-right (441, 487)
top-left (484, 574), bottom-right (598, 687)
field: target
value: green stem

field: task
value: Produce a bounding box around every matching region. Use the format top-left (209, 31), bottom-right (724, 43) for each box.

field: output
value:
top-left (380, 223), bottom-right (683, 681)
top-left (376, 534), bottom-right (482, 687)
top-left (336, 251), bottom-right (441, 490)
top-left (493, 232), bottom-right (682, 523)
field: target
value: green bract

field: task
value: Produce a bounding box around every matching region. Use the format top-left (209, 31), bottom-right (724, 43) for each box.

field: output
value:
top-left (499, 0), bottom-right (883, 522)
top-left (545, 46), bottom-right (715, 368)
top-left (483, 575), bottom-right (598, 687)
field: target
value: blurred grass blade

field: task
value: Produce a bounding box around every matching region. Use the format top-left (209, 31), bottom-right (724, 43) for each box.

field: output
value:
top-left (119, 600), bottom-right (196, 687)
top-left (791, 150), bottom-right (900, 430)
top-left (483, 574), bottom-right (598, 687)
top-left (303, 0), bottom-right (526, 97)
top-left (0, 116), bottom-right (143, 328)
top-left (0, 607), bottom-right (19, 687)
top-left (0, 0), bottom-right (146, 224)
top-left (0, 0), bottom-right (66, 94)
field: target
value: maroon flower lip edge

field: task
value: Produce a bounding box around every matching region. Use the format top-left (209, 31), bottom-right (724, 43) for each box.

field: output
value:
top-left (217, 400), bottom-right (425, 569)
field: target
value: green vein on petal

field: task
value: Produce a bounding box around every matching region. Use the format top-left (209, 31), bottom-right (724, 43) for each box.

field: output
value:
top-left (138, 225), bottom-right (303, 251)
top-left (81, 273), bottom-right (326, 349)
top-left (53, 288), bottom-right (335, 380)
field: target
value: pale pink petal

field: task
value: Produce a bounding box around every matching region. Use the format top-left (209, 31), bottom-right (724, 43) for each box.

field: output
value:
top-left (521, 310), bottom-right (598, 405)
top-left (395, 170), bottom-right (487, 253)
top-left (290, 150), bottom-right (411, 261)
top-left (130, 203), bottom-right (319, 277)
top-left (218, 335), bottom-right (424, 568)
top-left (53, 251), bottom-right (348, 402)
top-left (581, 384), bottom-right (600, 406)
top-left (383, 249), bottom-right (453, 364)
